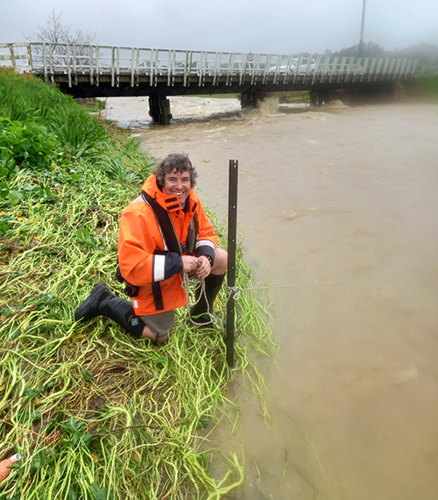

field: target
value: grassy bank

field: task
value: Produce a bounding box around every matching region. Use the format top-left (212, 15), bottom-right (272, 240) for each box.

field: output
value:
top-left (0, 70), bottom-right (276, 499)
top-left (405, 74), bottom-right (438, 101)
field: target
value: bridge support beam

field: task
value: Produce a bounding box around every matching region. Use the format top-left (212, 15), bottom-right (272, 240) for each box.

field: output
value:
top-left (149, 95), bottom-right (172, 125)
top-left (240, 90), bottom-right (267, 109)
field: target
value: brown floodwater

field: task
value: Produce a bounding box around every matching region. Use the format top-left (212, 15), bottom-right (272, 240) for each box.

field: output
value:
top-left (105, 97), bottom-right (438, 499)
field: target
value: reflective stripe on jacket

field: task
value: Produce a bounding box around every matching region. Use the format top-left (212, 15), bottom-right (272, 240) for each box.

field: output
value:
top-left (118, 174), bottom-right (217, 316)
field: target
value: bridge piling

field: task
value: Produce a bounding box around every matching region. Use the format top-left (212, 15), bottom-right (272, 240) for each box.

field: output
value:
top-left (148, 95), bottom-right (172, 125)
top-left (240, 90), bottom-right (267, 109)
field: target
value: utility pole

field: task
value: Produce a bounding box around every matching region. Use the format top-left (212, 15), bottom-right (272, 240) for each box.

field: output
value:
top-left (358, 0), bottom-right (366, 58)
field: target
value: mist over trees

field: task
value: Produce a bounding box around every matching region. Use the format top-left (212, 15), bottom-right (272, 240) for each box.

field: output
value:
top-left (324, 41), bottom-right (386, 57)
top-left (327, 41), bottom-right (437, 66)
top-left (391, 43), bottom-right (438, 67)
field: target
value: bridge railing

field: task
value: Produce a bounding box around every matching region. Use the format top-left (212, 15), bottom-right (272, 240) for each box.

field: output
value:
top-left (1, 42), bottom-right (419, 88)
top-left (0, 43), bottom-right (30, 73)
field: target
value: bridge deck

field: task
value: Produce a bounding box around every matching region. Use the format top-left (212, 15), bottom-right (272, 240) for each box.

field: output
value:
top-left (1, 42), bottom-right (420, 123)
top-left (1, 42), bottom-right (418, 98)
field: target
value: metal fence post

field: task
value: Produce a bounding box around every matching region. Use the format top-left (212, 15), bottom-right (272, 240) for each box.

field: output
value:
top-left (227, 159), bottom-right (238, 368)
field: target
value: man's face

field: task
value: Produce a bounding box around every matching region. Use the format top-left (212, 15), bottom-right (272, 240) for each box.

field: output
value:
top-left (163, 169), bottom-right (191, 205)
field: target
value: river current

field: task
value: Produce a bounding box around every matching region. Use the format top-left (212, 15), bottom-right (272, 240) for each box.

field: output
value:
top-left (103, 96), bottom-right (438, 500)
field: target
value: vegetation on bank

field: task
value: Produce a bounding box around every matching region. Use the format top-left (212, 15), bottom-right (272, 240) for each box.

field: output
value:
top-left (0, 69), bottom-right (276, 499)
top-left (404, 74), bottom-right (438, 101)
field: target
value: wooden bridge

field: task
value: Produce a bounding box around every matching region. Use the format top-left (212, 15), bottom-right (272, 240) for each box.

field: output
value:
top-left (1, 42), bottom-right (419, 124)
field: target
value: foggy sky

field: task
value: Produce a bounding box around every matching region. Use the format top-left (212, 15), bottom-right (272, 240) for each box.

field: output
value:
top-left (1, 0), bottom-right (437, 55)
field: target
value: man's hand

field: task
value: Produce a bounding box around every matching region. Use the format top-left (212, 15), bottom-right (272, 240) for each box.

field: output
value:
top-left (181, 255), bottom-right (200, 273)
top-left (181, 255), bottom-right (211, 277)
top-left (195, 255), bottom-right (211, 279)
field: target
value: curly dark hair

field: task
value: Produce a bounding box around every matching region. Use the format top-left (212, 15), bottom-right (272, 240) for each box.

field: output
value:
top-left (154, 153), bottom-right (198, 189)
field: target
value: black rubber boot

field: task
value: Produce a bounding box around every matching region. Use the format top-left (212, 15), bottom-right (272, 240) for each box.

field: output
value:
top-left (74, 284), bottom-right (145, 338)
top-left (190, 273), bottom-right (226, 328)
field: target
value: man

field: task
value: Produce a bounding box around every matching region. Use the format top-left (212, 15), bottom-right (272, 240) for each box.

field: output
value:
top-left (75, 153), bottom-right (227, 344)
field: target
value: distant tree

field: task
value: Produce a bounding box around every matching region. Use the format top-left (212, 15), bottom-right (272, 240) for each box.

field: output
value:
top-left (26, 8), bottom-right (97, 67)
top-left (334, 41), bottom-right (386, 58)
top-left (27, 8), bottom-right (96, 46)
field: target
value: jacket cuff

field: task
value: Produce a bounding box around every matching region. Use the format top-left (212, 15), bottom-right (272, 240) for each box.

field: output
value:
top-left (195, 240), bottom-right (216, 267)
top-left (153, 252), bottom-right (183, 281)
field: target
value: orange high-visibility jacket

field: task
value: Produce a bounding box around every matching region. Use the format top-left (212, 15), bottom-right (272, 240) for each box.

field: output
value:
top-left (118, 174), bottom-right (217, 316)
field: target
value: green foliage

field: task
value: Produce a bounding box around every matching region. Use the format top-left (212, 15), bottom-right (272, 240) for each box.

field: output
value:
top-left (105, 156), bottom-right (143, 184)
top-left (121, 137), bottom-right (140, 156)
top-left (90, 482), bottom-right (113, 500)
top-left (81, 367), bottom-right (95, 382)
top-left (419, 75), bottom-right (438, 95)
top-left (406, 74), bottom-right (438, 101)
top-left (0, 117), bottom-right (55, 174)
top-left (76, 97), bottom-right (106, 113)
top-left (47, 105), bottom-right (108, 160)
top-left (0, 70), bottom-right (108, 161)
top-left (17, 409), bottom-right (42, 424)
top-left (0, 73), bottom-right (154, 215)
top-left (61, 417), bottom-right (93, 447)
top-left (0, 69), bottom-right (70, 124)
top-left (30, 449), bottom-right (47, 471)
top-left (24, 386), bottom-right (45, 398)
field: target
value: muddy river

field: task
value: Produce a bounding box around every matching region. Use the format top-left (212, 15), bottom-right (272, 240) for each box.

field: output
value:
top-left (103, 96), bottom-right (438, 499)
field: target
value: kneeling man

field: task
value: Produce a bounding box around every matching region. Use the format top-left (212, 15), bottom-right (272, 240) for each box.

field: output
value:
top-left (75, 153), bottom-right (227, 344)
